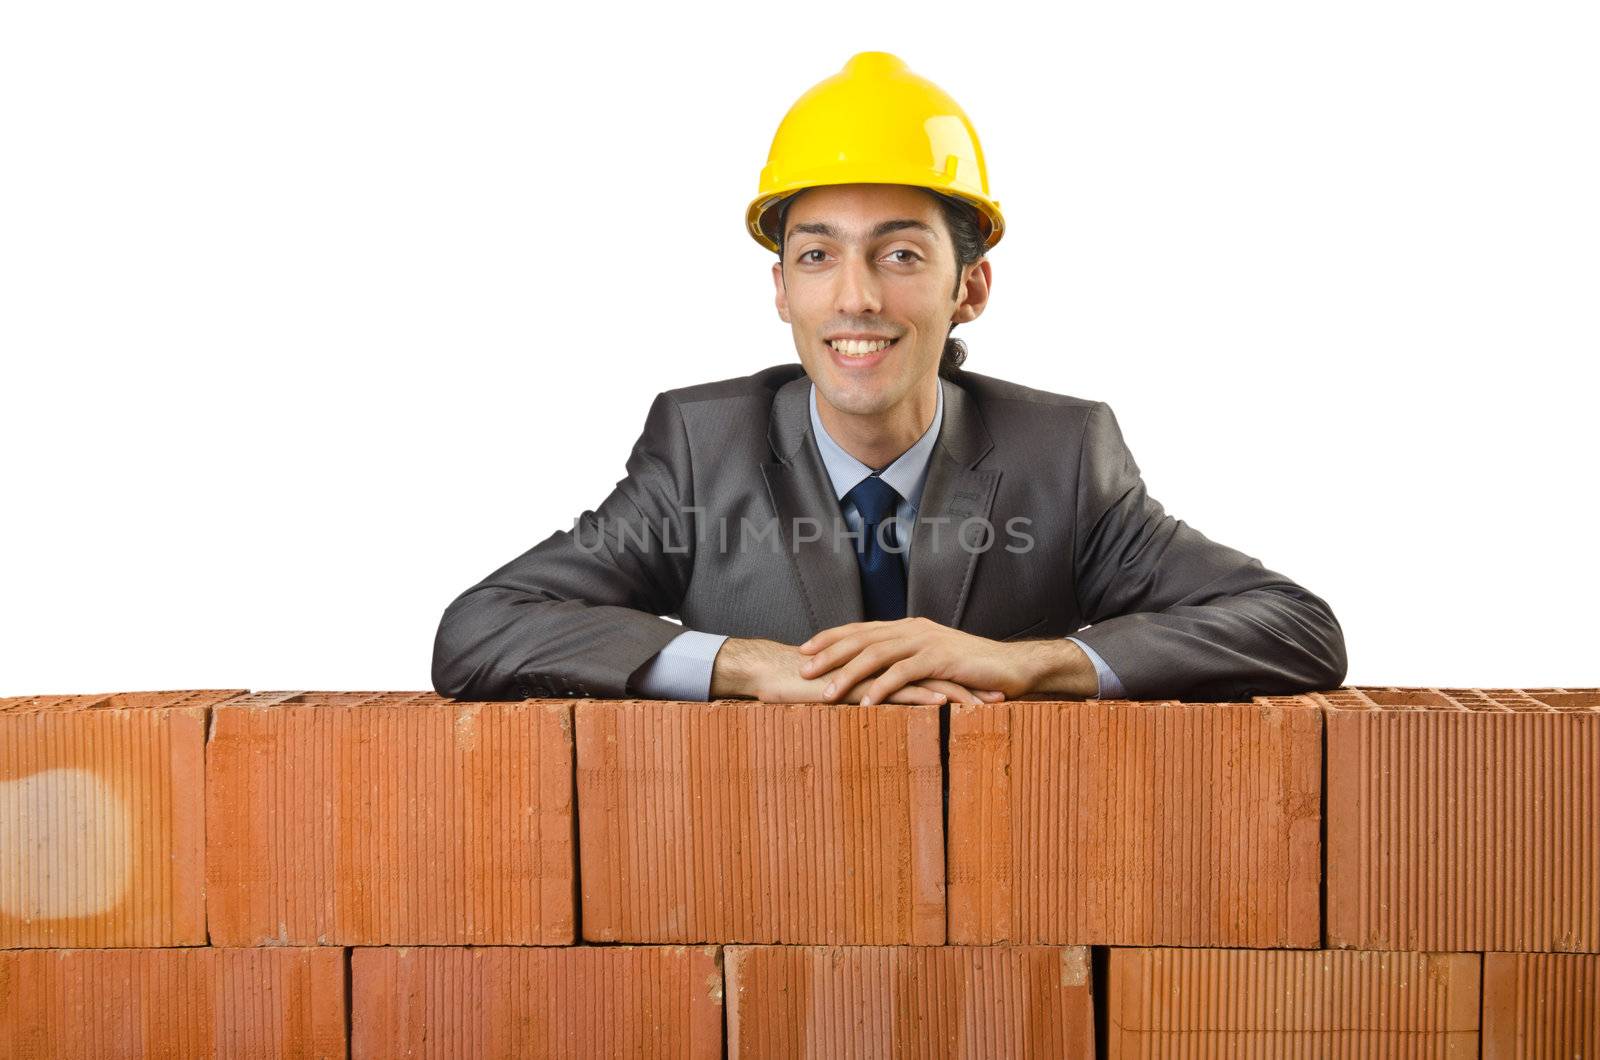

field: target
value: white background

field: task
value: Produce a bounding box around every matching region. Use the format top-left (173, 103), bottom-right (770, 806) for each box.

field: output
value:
top-left (2, 1), bottom-right (1595, 696)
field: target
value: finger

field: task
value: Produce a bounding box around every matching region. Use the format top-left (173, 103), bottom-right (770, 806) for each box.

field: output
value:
top-left (922, 679), bottom-right (980, 705)
top-left (821, 642), bottom-right (907, 702)
top-left (812, 643), bottom-right (885, 703)
top-left (799, 624), bottom-right (905, 678)
top-left (979, 689), bottom-right (1006, 701)
top-left (801, 618), bottom-right (919, 655)
top-left (797, 632), bottom-right (871, 679)
top-left (861, 656), bottom-right (937, 707)
top-left (885, 684), bottom-right (947, 705)
top-left (845, 676), bottom-right (942, 706)
top-left (797, 622), bottom-right (874, 654)
top-left (918, 678), bottom-right (983, 706)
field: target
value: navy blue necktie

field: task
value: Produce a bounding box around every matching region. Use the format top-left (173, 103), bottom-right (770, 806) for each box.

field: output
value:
top-left (844, 473), bottom-right (908, 621)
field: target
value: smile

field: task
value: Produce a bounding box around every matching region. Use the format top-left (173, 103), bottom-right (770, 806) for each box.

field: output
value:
top-left (826, 336), bottom-right (899, 368)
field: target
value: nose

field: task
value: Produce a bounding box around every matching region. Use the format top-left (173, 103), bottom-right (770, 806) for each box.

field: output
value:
top-left (834, 250), bottom-right (882, 317)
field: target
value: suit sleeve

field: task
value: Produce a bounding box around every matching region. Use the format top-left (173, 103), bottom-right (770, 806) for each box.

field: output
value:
top-left (431, 391), bottom-right (705, 700)
top-left (1067, 401), bottom-right (1348, 701)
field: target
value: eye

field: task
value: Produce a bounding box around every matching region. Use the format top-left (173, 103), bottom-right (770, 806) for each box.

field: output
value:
top-left (798, 249), bottom-right (826, 263)
top-left (888, 249), bottom-right (922, 264)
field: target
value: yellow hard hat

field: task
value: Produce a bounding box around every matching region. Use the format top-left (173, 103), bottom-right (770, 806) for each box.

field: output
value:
top-left (746, 51), bottom-right (1006, 255)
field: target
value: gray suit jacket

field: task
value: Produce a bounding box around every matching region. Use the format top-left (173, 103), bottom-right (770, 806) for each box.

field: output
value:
top-left (432, 363), bottom-right (1347, 702)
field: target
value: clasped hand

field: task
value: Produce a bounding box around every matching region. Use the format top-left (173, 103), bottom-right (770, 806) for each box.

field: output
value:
top-left (797, 616), bottom-right (1036, 706)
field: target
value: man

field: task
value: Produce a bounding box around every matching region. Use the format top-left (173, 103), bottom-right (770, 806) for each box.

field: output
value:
top-left (432, 52), bottom-right (1346, 705)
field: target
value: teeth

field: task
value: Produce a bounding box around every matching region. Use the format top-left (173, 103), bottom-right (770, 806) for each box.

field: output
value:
top-left (829, 338), bottom-right (894, 356)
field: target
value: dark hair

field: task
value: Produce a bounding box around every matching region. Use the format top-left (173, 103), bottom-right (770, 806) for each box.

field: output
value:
top-left (772, 188), bottom-right (987, 379)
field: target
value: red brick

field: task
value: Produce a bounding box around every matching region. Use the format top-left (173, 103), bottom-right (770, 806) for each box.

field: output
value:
top-left (351, 945), bottom-right (721, 1058)
top-left (0, 689), bottom-right (247, 713)
top-left (948, 698), bottom-right (1321, 947)
top-left (725, 945), bottom-right (1093, 1057)
top-left (1483, 952), bottom-right (1600, 1057)
top-left (576, 700), bottom-right (944, 944)
top-left (0, 947), bottom-right (346, 1057)
top-left (206, 691), bottom-right (575, 945)
top-left (1321, 686), bottom-right (1600, 950)
top-left (1108, 947), bottom-right (1480, 1055)
top-left (0, 691), bottom-right (240, 945)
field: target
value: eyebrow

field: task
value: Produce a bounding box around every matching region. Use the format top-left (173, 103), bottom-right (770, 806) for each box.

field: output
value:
top-left (786, 218), bottom-right (939, 244)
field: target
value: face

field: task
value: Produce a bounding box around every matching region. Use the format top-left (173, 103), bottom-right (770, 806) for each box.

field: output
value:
top-left (772, 183), bottom-right (990, 420)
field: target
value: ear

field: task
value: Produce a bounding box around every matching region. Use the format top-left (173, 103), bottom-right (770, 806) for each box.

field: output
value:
top-left (950, 257), bottom-right (992, 325)
top-left (772, 260), bottom-right (791, 323)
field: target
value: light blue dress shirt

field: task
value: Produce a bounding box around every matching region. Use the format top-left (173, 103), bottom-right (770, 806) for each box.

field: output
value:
top-left (629, 381), bottom-right (1125, 700)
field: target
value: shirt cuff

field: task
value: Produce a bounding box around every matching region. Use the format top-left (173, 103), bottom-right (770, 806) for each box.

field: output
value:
top-left (1066, 635), bottom-right (1126, 699)
top-left (627, 629), bottom-right (730, 701)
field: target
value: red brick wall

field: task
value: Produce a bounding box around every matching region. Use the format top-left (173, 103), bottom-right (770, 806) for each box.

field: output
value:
top-left (1, 685), bottom-right (1595, 1055)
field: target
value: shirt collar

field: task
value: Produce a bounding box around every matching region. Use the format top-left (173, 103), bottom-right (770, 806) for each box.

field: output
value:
top-left (808, 378), bottom-right (943, 512)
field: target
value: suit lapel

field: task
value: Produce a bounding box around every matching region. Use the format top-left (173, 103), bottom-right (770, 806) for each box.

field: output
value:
top-left (761, 374), bottom-right (864, 633)
top-left (761, 371), bottom-right (998, 636)
top-left (905, 376), bottom-right (999, 627)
